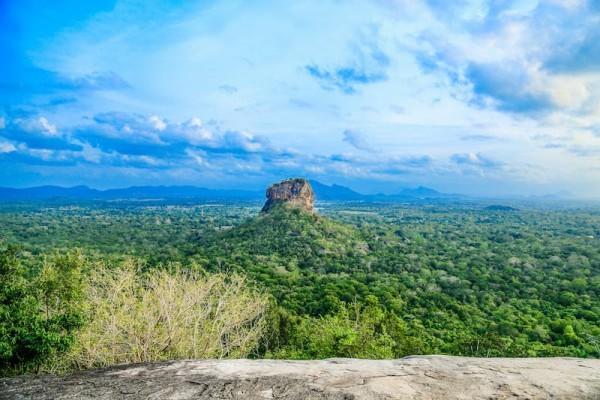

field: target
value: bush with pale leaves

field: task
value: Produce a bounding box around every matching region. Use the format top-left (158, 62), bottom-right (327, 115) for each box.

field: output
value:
top-left (60, 261), bottom-right (268, 370)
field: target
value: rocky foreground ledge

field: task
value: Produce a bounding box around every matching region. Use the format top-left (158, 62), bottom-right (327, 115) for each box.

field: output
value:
top-left (2, 356), bottom-right (600, 399)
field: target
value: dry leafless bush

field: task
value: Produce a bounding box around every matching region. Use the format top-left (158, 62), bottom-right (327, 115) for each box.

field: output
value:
top-left (58, 260), bottom-right (268, 370)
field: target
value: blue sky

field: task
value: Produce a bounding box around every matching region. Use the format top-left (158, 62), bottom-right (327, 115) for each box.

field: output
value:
top-left (1, 0), bottom-right (600, 197)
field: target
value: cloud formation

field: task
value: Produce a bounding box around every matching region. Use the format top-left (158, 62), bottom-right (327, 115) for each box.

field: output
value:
top-left (305, 31), bottom-right (390, 94)
top-left (0, 141), bottom-right (16, 154)
top-left (0, 110), bottom-right (488, 192)
top-left (410, 0), bottom-right (600, 120)
top-left (451, 152), bottom-right (503, 169)
top-left (1, 0), bottom-right (599, 196)
top-left (342, 129), bottom-right (375, 152)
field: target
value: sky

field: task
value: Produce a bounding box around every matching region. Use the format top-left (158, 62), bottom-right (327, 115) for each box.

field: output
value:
top-left (1, 0), bottom-right (599, 197)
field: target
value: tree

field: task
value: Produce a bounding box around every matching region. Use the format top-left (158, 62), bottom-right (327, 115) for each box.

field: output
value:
top-left (0, 247), bottom-right (85, 374)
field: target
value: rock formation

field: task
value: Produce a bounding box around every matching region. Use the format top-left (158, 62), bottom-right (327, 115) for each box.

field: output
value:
top-left (2, 356), bottom-right (599, 399)
top-left (261, 178), bottom-right (315, 213)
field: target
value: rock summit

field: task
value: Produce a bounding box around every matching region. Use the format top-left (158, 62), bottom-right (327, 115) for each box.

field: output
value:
top-left (261, 178), bottom-right (315, 213)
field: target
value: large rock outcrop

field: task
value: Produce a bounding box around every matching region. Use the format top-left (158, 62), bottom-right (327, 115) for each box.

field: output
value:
top-left (2, 356), bottom-right (599, 399)
top-left (261, 178), bottom-right (315, 213)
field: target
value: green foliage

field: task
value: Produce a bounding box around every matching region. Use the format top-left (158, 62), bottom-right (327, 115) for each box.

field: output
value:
top-left (194, 204), bottom-right (600, 358)
top-left (0, 247), bottom-right (85, 374)
top-left (267, 296), bottom-right (426, 359)
top-left (0, 200), bottom-right (599, 373)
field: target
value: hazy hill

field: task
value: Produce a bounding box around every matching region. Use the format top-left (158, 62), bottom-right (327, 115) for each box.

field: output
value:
top-left (0, 185), bottom-right (261, 201)
top-left (0, 182), bottom-right (456, 202)
top-left (308, 180), bottom-right (365, 200)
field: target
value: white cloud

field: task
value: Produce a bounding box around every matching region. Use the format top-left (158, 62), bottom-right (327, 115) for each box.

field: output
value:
top-left (13, 116), bottom-right (61, 137)
top-left (451, 152), bottom-right (503, 169)
top-left (80, 142), bottom-right (104, 163)
top-left (149, 115), bottom-right (166, 131)
top-left (0, 141), bottom-right (16, 153)
top-left (172, 118), bottom-right (217, 146)
top-left (342, 129), bottom-right (375, 152)
top-left (25, 148), bottom-right (55, 160)
top-left (187, 117), bottom-right (203, 127)
top-left (224, 130), bottom-right (268, 152)
top-left (38, 117), bottom-right (58, 136)
top-left (0, 117), bottom-right (5, 129)
top-left (528, 71), bottom-right (591, 109)
top-left (546, 0), bottom-right (586, 10)
top-left (185, 148), bottom-right (209, 166)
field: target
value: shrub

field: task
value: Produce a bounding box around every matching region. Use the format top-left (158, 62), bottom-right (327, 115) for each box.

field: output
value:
top-left (266, 295), bottom-right (422, 359)
top-left (0, 247), bottom-right (86, 375)
top-left (59, 261), bottom-right (268, 370)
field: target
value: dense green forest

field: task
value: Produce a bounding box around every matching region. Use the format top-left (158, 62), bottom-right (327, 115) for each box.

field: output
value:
top-left (1, 200), bottom-right (599, 374)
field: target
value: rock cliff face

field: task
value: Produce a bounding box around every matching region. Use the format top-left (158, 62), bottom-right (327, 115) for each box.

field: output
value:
top-left (261, 178), bottom-right (315, 213)
top-left (2, 356), bottom-right (599, 400)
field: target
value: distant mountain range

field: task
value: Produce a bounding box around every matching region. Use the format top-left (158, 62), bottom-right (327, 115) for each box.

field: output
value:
top-left (0, 185), bottom-right (261, 202)
top-left (0, 181), bottom-right (463, 203)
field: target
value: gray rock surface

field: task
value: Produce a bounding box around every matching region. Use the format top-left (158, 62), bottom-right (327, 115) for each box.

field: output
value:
top-left (261, 178), bottom-right (315, 213)
top-left (2, 356), bottom-right (599, 399)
